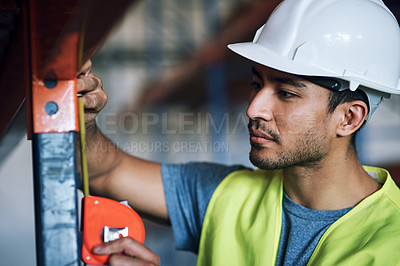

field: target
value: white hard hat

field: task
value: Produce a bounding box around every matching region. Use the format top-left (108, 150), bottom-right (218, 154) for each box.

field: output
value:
top-left (228, 0), bottom-right (400, 120)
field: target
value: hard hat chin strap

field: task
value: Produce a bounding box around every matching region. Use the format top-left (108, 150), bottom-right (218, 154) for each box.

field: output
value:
top-left (361, 86), bottom-right (386, 122)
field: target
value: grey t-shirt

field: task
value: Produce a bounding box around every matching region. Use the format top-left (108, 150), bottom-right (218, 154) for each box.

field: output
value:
top-left (161, 162), bottom-right (351, 265)
top-left (276, 191), bottom-right (352, 265)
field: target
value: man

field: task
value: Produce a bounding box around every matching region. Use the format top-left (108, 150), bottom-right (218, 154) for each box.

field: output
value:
top-left (78, 0), bottom-right (400, 265)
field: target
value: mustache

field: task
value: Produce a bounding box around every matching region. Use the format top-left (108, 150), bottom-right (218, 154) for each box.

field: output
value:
top-left (247, 119), bottom-right (281, 144)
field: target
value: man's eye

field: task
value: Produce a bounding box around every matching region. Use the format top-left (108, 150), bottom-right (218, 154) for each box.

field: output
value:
top-left (278, 90), bottom-right (297, 98)
top-left (251, 82), bottom-right (262, 91)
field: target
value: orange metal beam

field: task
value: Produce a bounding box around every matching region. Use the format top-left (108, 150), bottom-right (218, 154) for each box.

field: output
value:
top-left (28, 0), bottom-right (81, 133)
top-left (27, 0), bottom-right (134, 133)
top-left (0, 0), bottom-right (135, 138)
top-left (23, 1), bottom-right (136, 265)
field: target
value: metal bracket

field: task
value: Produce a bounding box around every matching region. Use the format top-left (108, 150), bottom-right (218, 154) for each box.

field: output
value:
top-left (31, 78), bottom-right (79, 133)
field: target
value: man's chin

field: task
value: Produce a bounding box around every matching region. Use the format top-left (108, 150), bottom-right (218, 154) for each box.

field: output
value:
top-left (249, 147), bottom-right (290, 170)
top-left (250, 151), bottom-right (274, 170)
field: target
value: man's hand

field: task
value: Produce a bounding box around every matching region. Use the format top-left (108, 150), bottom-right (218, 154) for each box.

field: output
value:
top-left (92, 237), bottom-right (160, 266)
top-left (77, 60), bottom-right (108, 127)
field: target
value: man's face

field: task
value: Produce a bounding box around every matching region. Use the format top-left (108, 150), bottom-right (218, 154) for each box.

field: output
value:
top-left (247, 64), bottom-right (335, 170)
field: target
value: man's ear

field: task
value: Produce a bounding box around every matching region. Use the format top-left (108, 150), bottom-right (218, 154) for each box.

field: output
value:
top-left (336, 100), bottom-right (368, 137)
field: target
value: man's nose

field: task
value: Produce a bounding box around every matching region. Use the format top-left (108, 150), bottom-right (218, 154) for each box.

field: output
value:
top-left (246, 89), bottom-right (274, 122)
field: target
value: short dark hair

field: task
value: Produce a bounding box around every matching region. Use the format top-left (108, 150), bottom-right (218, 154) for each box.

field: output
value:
top-left (327, 88), bottom-right (369, 114)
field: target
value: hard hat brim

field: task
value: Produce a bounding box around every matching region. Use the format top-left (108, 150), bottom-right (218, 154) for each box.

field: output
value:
top-left (228, 42), bottom-right (399, 95)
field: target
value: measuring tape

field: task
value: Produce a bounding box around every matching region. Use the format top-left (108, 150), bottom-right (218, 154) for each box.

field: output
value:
top-left (78, 95), bottom-right (145, 265)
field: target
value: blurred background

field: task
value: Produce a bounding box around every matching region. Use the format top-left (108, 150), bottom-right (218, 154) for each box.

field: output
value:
top-left (1, 0), bottom-right (400, 265)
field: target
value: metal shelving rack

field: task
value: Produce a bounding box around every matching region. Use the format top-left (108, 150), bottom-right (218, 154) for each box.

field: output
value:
top-left (23, 0), bottom-right (134, 264)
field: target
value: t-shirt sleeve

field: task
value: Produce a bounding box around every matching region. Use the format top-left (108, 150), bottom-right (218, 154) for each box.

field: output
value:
top-left (161, 162), bottom-right (247, 253)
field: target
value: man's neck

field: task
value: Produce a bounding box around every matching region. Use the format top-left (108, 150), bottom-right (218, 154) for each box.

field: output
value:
top-left (282, 149), bottom-right (381, 211)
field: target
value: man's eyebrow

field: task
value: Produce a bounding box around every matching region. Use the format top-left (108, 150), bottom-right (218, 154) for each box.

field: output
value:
top-left (272, 77), bottom-right (307, 88)
top-left (251, 66), bottom-right (307, 89)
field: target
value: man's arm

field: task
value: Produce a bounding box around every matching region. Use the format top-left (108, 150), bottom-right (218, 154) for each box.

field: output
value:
top-left (77, 60), bottom-right (168, 222)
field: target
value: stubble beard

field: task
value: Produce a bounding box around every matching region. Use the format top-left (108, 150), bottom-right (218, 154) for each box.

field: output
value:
top-left (249, 126), bottom-right (329, 170)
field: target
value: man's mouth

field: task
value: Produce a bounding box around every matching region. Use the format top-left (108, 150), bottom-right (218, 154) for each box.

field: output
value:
top-left (249, 128), bottom-right (274, 140)
top-left (247, 119), bottom-right (281, 145)
top-left (248, 127), bottom-right (279, 145)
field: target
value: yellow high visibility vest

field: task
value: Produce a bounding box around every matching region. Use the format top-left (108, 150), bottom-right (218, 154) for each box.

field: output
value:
top-left (197, 166), bottom-right (400, 265)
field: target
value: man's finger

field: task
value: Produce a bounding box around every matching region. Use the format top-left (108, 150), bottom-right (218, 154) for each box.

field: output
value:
top-left (93, 237), bottom-right (159, 265)
top-left (77, 60), bottom-right (92, 77)
top-left (83, 91), bottom-right (108, 111)
top-left (77, 76), bottom-right (100, 94)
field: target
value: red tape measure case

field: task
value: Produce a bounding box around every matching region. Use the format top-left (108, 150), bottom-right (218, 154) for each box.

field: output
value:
top-left (81, 196), bottom-right (145, 265)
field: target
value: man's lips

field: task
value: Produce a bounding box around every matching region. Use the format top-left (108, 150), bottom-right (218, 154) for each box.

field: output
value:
top-left (248, 128), bottom-right (276, 144)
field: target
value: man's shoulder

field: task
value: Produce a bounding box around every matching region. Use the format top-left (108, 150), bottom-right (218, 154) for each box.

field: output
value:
top-left (364, 165), bottom-right (400, 210)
